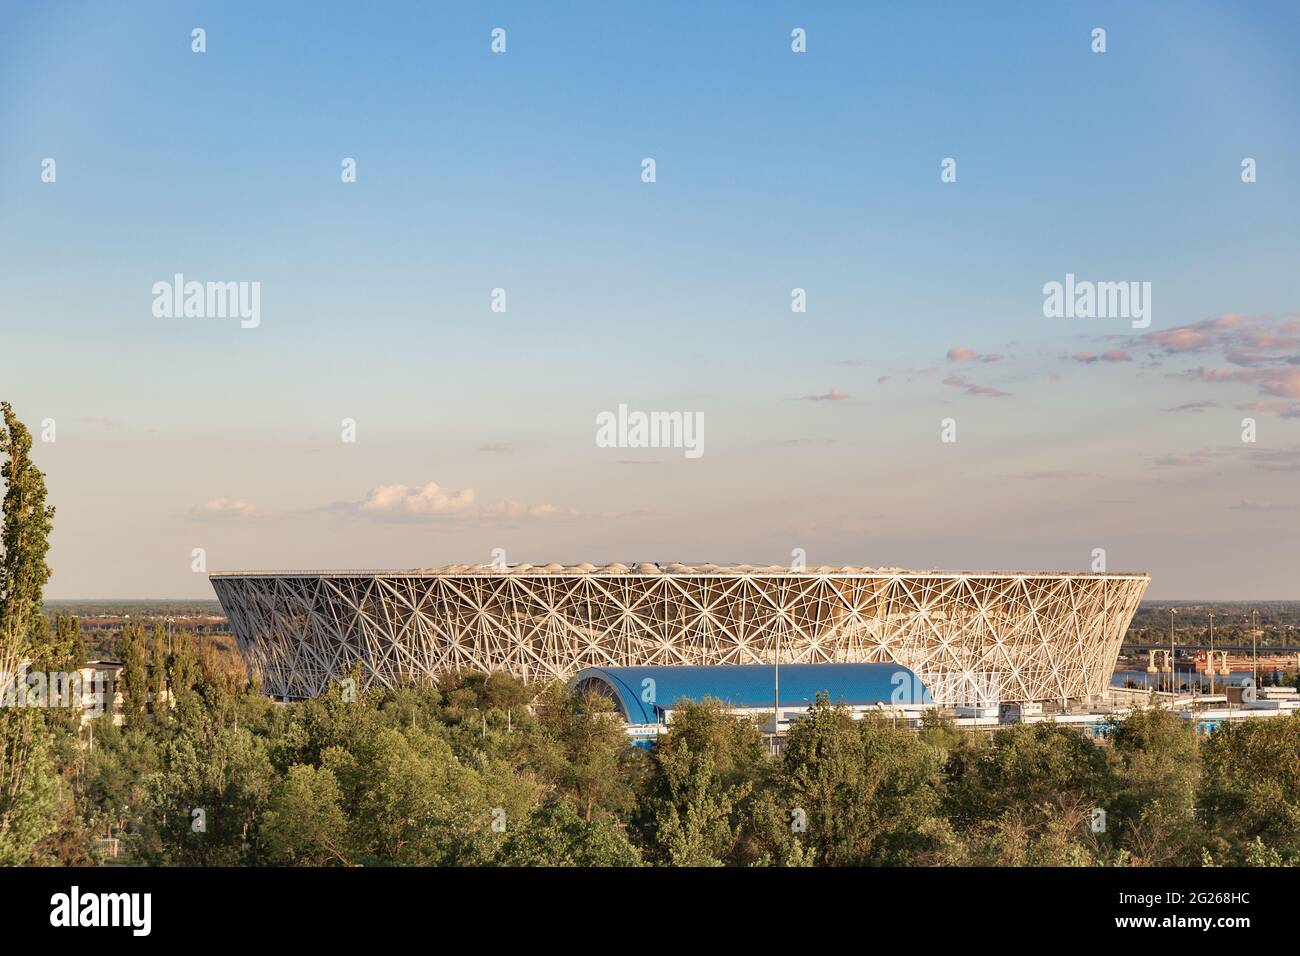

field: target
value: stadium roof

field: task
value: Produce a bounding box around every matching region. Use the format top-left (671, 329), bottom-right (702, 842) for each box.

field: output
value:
top-left (211, 563), bottom-right (1149, 578)
top-left (571, 663), bottom-right (932, 725)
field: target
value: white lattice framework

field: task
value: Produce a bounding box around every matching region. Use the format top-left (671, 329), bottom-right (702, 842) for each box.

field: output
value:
top-left (209, 567), bottom-right (1149, 705)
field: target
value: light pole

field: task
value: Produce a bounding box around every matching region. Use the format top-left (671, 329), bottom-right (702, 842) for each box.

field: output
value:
top-left (1169, 607), bottom-right (1177, 696)
top-left (1208, 609), bottom-right (1215, 696)
top-left (773, 631), bottom-right (781, 739)
top-left (1252, 609), bottom-right (1259, 689)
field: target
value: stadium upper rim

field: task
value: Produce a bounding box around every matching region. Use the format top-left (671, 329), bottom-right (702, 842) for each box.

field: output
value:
top-left (209, 564), bottom-right (1151, 579)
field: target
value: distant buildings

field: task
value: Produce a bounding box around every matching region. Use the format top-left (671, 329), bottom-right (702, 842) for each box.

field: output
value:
top-left (78, 660), bottom-right (125, 726)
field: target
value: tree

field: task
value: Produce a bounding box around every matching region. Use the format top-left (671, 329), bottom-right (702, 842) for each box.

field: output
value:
top-left (27, 613), bottom-right (86, 728)
top-left (526, 687), bottom-right (638, 822)
top-left (1107, 708), bottom-right (1202, 865)
top-left (24, 614), bottom-right (51, 672)
top-left (119, 622), bottom-right (150, 728)
top-left (322, 725), bottom-right (495, 866)
top-left (260, 764), bottom-right (352, 865)
top-left (634, 698), bottom-right (766, 865)
top-left (270, 664), bottom-right (381, 771)
top-left (0, 401), bottom-right (55, 672)
top-left (52, 613), bottom-right (86, 671)
top-left (500, 798), bottom-right (642, 867)
top-left (944, 722), bottom-right (1114, 866)
top-left (136, 709), bottom-right (277, 865)
top-left (0, 402), bottom-right (58, 864)
top-left (948, 722), bottom-right (1109, 824)
top-left (0, 716), bottom-right (61, 865)
top-left (780, 695), bottom-right (952, 866)
top-left (149, 622), bottom-right (167, 719)
top-left (961, 796), bottom-right (1100, 867)
top-left (166, 630), bottom-right (201, 718)
top-left (1198, 714), bottom-right (1300, 864)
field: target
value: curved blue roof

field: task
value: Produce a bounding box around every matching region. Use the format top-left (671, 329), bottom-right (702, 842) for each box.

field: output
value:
top-left (571, 663), bottom-right (931, 725)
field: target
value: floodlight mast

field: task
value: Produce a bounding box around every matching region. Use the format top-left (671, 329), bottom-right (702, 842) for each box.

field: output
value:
top-left (1252, 609), bottom-right (1259, 689)
top-left (773, 629), bottom-right (780, 736)
top-left (1208, 609), bottom-right (1215, 696)
top-left (1170, 607), bottom-right (1177, 696)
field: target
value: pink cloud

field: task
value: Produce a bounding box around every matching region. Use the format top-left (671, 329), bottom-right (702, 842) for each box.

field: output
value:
top-left (1147, 328), bottom-right (1211, 352)
top-left (942, 373), bottom-right (1009, 398)
top-left (801, 387), bottom-right (849, 402)
top-left (1140, 313), bottom-right (1300, 359)
top-left (1261, 369), bottom-right (1300, 398)
top-left (1237, 400), bottom-right (1300, 419)
top-left (1069, 349), bottom-right (1131, 364)
top-left (946, 347), bottom-right (1003, 364)
top-left (1180, 366), bottom-right (1300, 399)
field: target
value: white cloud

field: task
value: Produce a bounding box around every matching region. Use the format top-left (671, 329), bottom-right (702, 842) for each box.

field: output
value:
top-left (192, 497), bottom-right (258, 518)
top-left (356, 481), bottom-right (569, 521)
top-left (360, 482), bottom-right (477, 516)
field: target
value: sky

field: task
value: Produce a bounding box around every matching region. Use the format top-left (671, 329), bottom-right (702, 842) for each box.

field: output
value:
top-left (2, 1), bottom-right (1299, 599)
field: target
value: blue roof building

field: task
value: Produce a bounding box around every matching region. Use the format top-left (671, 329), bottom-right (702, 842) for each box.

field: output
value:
top-left (571, 662), bottom-right (932, 728)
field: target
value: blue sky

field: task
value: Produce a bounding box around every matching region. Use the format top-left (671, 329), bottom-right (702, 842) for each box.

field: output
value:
top-left (3, 1), bottom-right (1300, 598)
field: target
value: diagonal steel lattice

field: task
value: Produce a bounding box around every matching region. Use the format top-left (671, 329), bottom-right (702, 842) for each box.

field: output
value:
top-left (210, 568), bottom-right (1149, 705)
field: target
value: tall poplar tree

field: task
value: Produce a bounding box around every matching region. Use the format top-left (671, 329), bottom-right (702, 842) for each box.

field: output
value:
top-left (149, 621), bottom-right (167, 717)
top-left (0, 402), bottom-right (59, 863)
top-left (167, 629), bottom-right (201, 715)
top-left (0, 401), bottom-right (55, 674)
top-left (29, 612), bottom-right (86, 673)
top-left (53, 612), bottom-right (86, 670)
top-left (119, 622), bottom-right (150, 727)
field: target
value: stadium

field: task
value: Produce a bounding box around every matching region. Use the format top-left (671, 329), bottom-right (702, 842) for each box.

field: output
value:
top-left (209, 564), bottom-right (1149, 706)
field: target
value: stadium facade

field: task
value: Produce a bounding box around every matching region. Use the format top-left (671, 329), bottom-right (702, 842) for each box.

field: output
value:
top-left (210, 564), bottom-right (1149, 706)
